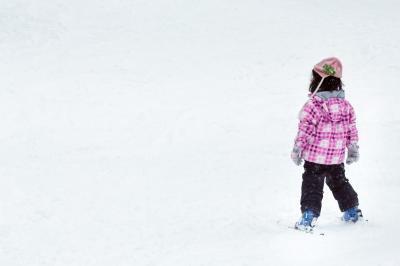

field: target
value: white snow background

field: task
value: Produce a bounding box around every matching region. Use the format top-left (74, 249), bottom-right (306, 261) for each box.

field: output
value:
top-left (1, 0), bottom-right (400, 265)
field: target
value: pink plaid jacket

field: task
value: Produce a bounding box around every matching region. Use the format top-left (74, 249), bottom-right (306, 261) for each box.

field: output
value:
top-left (294, 91), bottom-right (358, 165)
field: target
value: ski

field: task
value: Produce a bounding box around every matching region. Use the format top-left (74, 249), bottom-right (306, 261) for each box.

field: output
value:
top-left (288, 225), bottom-right (325, 236)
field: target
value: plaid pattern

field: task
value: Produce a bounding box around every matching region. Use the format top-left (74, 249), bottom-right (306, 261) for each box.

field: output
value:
top-left (294, 96), bottom-right (358, 165)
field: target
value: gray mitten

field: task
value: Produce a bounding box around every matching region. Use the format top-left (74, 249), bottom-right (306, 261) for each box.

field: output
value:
top-left (291, 146), bottom-right (303, 166)
top-left (346, 143), bottom-right (359, 165)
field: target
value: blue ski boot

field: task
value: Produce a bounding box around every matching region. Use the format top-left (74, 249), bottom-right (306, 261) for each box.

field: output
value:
top-left (295, 209), bottom-right (317, 232)
top-left (342, 207), bottom-right (363, 223)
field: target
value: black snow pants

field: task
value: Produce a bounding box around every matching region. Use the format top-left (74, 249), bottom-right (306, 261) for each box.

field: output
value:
top-left (300, 161), bottom-right (359, 216)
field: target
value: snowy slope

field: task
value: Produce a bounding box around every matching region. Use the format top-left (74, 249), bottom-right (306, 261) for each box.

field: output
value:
top-left (1, 0), bottom-right (400, 265)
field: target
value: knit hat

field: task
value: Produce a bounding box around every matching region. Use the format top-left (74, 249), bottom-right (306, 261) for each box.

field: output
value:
top-left (313, 57), bottom-right (342, 78)
top-left (310, 57), bottom-right (343, 98)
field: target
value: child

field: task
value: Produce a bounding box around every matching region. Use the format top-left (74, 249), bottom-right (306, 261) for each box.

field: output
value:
top-left (291, 57), bottom-right (362, 231)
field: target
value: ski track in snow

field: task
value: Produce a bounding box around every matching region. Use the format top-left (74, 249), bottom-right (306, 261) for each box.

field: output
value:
top-left (0, 0), bottom-right (400, 265)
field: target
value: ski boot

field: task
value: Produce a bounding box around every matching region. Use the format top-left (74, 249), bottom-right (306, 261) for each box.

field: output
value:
top-left (295, 209), bottom-right (318, 232)
top-left (342, 207), bottom-right (363, 223)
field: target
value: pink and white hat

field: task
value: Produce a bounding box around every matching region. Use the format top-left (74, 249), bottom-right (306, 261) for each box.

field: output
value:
top-left (310, 57), bottom-right (343, 97)
top-left (313, 57), bottom-right (343, 78)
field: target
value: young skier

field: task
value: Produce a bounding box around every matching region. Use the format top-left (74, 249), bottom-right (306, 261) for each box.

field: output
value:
top-left (291, 57), bottom-right (363, 231)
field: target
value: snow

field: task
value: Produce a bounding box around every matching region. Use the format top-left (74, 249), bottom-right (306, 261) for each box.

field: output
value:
top-left (1, 0), bottom-right (400, 265)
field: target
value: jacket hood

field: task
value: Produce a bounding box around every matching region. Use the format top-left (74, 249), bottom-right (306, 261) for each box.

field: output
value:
top-left (313, 90), bottom-right (346, 122)
top-left (315, 90), bottom-right (345, 100)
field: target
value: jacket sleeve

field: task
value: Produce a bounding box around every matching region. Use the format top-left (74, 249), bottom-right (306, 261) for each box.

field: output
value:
top-left (294, 100), bottom-right (318, 150)
top-left (346, 103), bottom-right (359, 147)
